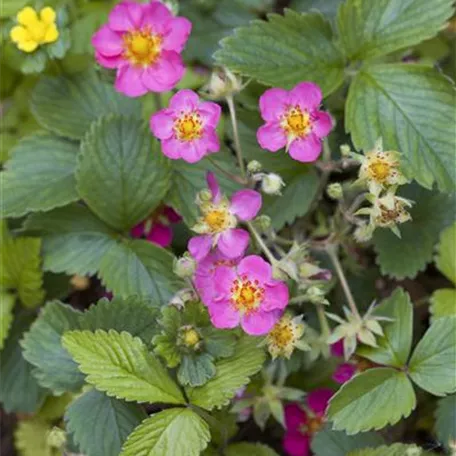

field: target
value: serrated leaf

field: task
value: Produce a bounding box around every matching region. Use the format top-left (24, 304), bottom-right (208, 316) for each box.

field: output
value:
top-left (346, 64), bottom-right (456, 191)
top-left (14, 418), bottom-right (56, 456)
top-left (178, 354), bottom-right (217, 387)
top-left (409, 316), bottom-right (456, 396)
top-left (0, 291), bottom-right (15, 350)
top-left (430, 289), bottom-right (456, 321)
top-left (225, 442), bottom-right (279, 456)
top-left (21, 301), bottom-right (85, 395)
top-left (31, 70), bottom-right (140, 140)
top-left (357, 288), bottom-right (413, 367)
top-left (435, 222), bottom-right (456, 284)
top-left (62, 329), bottom-right (185, 404)
top-left (215, 9), bottom-right (345, 95)
top-left (77, 115), bottom-right (171, 231)
top-left (290, 0), bottom-right (343, 18)
top-left (327, 368), bottom-right (416, 434)
top-left (1, 134), bottom-right (79, 218)
top-left (186, 336), bottom-right (265, 410)
top-left (65, 389), bottom-right (146, 456)
top-left (337, 0), bottom-right (454, 61)
top-left (120, 408), bottom-right (210, 456)
top-left (372, 185), bottom-right (455, 279)
top-left (348, 444), bottom-right (425, 456)
top-left (435, 394), bottom-right (456, 450)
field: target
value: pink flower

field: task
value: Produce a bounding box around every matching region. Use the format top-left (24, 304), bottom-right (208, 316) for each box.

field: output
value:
top-left (283, 389), bottom-right (333, 456)
top-left (205, 255), bottom-right (289, 335)
top-left (150, 89), bottom-right (221, 163)
top-left (131, 206), bottom-right (181, 247)
top-left (188, 172), bottom-right (262, 261)
top-left (257, 82), bottom-right (333, 162)
top-left (92, 1), bottom-right (191, 97)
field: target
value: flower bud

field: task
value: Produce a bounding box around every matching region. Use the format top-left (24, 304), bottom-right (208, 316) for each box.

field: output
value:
top-left (255, 214), bottom-right (271, 231)
top-left (196, 189), bottom-right (212, 204)
top-left (353, 223), bottom-right (374, 242)
top-left (47, 427), bottom-right (66, 449)
top-left (70, 275), bottom-right (90, 291)
top-left (203, 67), bottom-right (242, 100)
top-left (247, 160), bottom-right (262, 173)
top-left (178, 325), bottom-right (202, 350)
top-left (340, 144), bottom-right (351, 157)
top-left (169, 288), bottom-right (198, 308)
top-left (326, 182), bottom-right (343, 200)
top-left (174, 254), bottom-right (196, 278)
top-left (261, 173), bottom-right (285, 195)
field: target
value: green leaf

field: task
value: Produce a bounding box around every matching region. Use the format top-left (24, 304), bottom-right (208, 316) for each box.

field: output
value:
top-left (21, 50), bottom-right (47, 74)
top-left (178, 354), bottom-right (217, 387)
top-left (430, 289), bottom-right (456, 321)
top-left (435, 394), bottom-right (456, 451)
top-left (214, 9), bottom-right (345, 95)
top-left (225, 442), bottom-right (279, 456)
top-left (120, 408), bottom-right (210, 456)
top-left (0, 0), bottom-right (28, 17)
top-left (21, 301), bottom-right (85, 395)
top-left (435, 222), bottom-right (456, 283)
top-left (311, 426), bottom-right (385, 456)
top-left (289, 0), bottom-right (343, 19)
top-left (372, 185), bottom-right (455, 279)
top-left (14, 418), bottom-right (56, 456)
top-left (186, 335), bottom-right (265, 410)
top-left (0, 291), bottom-right (15, 350)
top-left (408, 316), bottom-right (456, 396)
top-left (346, 64), bottom-right (456, 191)
top-left (62, 329), bottom-right (185, 404)
top-left (337, 0), bottom-right (454, 61)
top-left (65, 389), bottom-right (146, 456)
top-left (357, 288), bottom-right (413, 367)
top-left (1, 134), bottom-right (79, 217)
top-left (77, 115), bottom-right (171, 231)
top-left (0, 314), bottom-right (48, 413)
top-left (348, 444), bottom-right (426, 456)
top-left (31, 70), bottom-right (140, 140)
top-left (327, 368), bottom-right (416, 434)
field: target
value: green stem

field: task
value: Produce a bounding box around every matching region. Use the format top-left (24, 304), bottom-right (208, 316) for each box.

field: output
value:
top-left (226, 95), bottom-right (246, 179)
top-left (317, 304), bottom-right (330, 337)
top-left (154, 92), bottom-right (163, 111)
top-left (247, 221), bottom-right (278, 266)
top-left (207, 156), bottom-right (247, 185)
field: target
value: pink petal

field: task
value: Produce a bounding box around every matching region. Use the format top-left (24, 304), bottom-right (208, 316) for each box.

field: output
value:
top-left (289, 82), bottom-right (322, 111)
top-left (262, 281), bottom-right (289, 311)
top-left (147, 223), bottom-right (172, 247)
top-left (163, 17), bottom-right (192, 52)
top-left (141, 52), bottom-right (185, 92)
top-left (188, 235), bottom-right (212, 261)
top-left (131, 221), bottom-right (146, 238)
top-left (330, 340), bottom-right (345, 358)
top-left (169, 88), bottom-right (200, 112)
top-left (285, 404), bottom-right (307, 430)
top-left (230, 189), bottom-right (262, 221)
top-left (307, 388), bottom-right (333, 416)
top-left (163, 206), bottom-right (181, 223)
top-left (213, 265), bottom-right (237, 299)
top-left (312, 111), bottom-right (333, 138)
top-left (259, 88), bottom-right (288, 122)
top-left (257, 122), bottom-right (287, 152)
top-left (125, 0), bottom-right (143, 28)
top-left (283, 431), bottom-right (311, 456)
top-left (332, 363), bottom-right (357, 385)
top-left (115, 65), bottom-right (148, 97)
top-left (237, 255), bottom-right (272, 283)
top-left (241, 309), bottom-right (281, 335)
top-left (92, 25), bottom-right (123, 56)
top-left (206, 172), bottom-right (221, 204)
top-left (201, 130), bottom-right (220, 153)
top-left (108, 2), bottom-right (136, 31)
top-left (177, 140), bottom-right (207, 163)
top-left (161, 137), bottom-right (182, 159)
top-left (150, 109), bottom-right (175, 140)
top-left (207, 300), bottom-right (240, 329)
top-left (95, 52), bottom-right (124, 69)
top-left (217, 229), bottom-right (249, 259)
top-left (199, 101), bottom-right (221, 129)
top-left (141, 0), bottom-right (173, 34)
top-left (288, 133), bottom-right (322, 163)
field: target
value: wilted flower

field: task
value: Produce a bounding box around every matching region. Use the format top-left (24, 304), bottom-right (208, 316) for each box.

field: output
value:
top-left (92, 0), bottom-right (191, 96)
top-left (203, 67), bottom-right (242, 100)
top-left (257, 82), bottom-right (333, 162)
top-left (266, 314), bottom-right (307, 359)
top-left (189, 172), bottom-right (262, 260)
top-left (261, 173), bottom-right (286, 195)
top-left (150, 89), bottom-right (221, 163)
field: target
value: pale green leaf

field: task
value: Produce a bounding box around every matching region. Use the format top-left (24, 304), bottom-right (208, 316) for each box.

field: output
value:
top-left (77, 115), bottom-right (171, 231)
top-left (435, 394), bottom-right (456, 451)
top-left (0, 291), bottom-right (15, 350)
top-left (346, 64), bottom-right (456, 191)
top-left (186, 336), bottom-right (265, 410)
top-left (214, 9), bottom-right (345, 95)
top-left (409, 316), bottom-right (456, 396)
top-left (62, 329), bottom-right (185, 405)
top-left (31, 70), bottom-right (140, 140)
top-left (225, 442), bottom-right (279, 456)
top-left (1, 134), bottom-right (79, 218)
top-left (430, 289), bottom-right (456, 321)
top-left (348, 444), bottom-right (426, 456)
top-left (21, 301), bottom-right (85, 394)
top-left (120, 408), bottom-right (210, 456)
top-left (14, 418), bottom-right (56, 456)
top-left (327, 368), bottom-right (416, 434)
top-left (435, 222), bottom-right (456, 283)
top-left (65, 389), bottom-right (146, 456)
top-left (337, 0), bottom-right (454, 61)
top-left (357, 288), bottom-right (413, 367)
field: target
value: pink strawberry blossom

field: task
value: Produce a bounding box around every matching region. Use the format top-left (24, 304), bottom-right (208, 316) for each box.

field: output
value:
top-left (188, 172), bottom-right (262, 261)
top-left (257, 82), bottom-right (333, 162)
top-left (92, 0), bottom-right (191, 97)
top-left (150, 89), bottom-right (221, 163)
top-left (204, 255), bottom-right (289, 335)
top-left (283, 389), bottom-right (334, 456)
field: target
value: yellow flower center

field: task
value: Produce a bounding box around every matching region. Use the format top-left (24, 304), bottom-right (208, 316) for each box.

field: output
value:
top-left (368, 160), bottom-right (391, 183)
top-left (230, 276), bottom-right (264, 315)
top-left (182, 328), bottom-right (200, 347)
top-left (268, 320), bottom-right (294, 349)
top-left (174, 113), bottom-right (203, 142)
top-left (282, 106), bottom-right (311, 138)
top-left (204, 209), bottom-right (229, 233)
top-left (301, 415), bottom-right (324, 435)
top-left (123, 29), bottom-right (162, 66)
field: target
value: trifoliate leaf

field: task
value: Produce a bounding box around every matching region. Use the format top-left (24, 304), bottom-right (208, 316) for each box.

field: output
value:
top-left (14, 418), bottom-right (56, 456)
top-left (214, 9), bottom-right (345, 95)
top-left (409, 316), bottom-right (456, 396)
top-left (178, 354), bottom-right (217, 387)
top-left (435, 394), bottom-right (456, 451)
top-left (348, 444), bottom-right (425, 456)
top-left (21, 301), bottom-right (85, 395)
top-left (62, 329), bottom-right (185, 405)
top-left (327, 368), bottom-right (416, 434)
top-left (346, 64), bottom-right (456, 191)
top-left (337, 0), bottom-right (454, 61)
top-left (0, 291), bottom-right (15, 350)
top-left (77, 115), bottom-right (171, 231)
top-left (372, 185), bottom-right (455, 279)
top-left (31, 70), bottom-right (140, 140)
top-left (225, 442), bottom-right (279, 456)
top-left (357, 288), bottom-right (413, 367)
top-left (435, 222), bottom-right (456, 283)
top-left (120, 408), bottom-right (210, 456)
top-left (1, 134), bottom-right (79, 218)
top-left (186, 335), bottom-right (265, 410)
top-left (65, 389), bottom-right (146, 456)
top-left (0, 314), bottom-right (48, 413)
top-left (430, 289), bottom-right (456, 321)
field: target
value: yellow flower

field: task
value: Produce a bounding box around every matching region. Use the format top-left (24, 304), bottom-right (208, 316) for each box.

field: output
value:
top-left (266, 314), bottom-right (306, 359)
top-left (10, 6), bottom-right (59, 53)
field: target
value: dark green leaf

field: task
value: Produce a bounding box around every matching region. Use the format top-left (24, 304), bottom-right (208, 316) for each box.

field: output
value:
top-left (435, 394), bottom-right (456, 451)
top-left (178, 354), bottom-right (217, 387)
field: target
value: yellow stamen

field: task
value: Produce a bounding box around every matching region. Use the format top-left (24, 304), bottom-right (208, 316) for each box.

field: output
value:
top-left (123, 29), bottom-right (162, 66)
top-left (230, 276), bottom-right (264, 315)
top-left (281, 106), bottom-right (312, 139)
top-left (174, 113), bottom-right (203, 142)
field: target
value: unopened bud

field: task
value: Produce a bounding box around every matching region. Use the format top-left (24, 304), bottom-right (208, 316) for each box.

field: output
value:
top-left (306, 286), bottom-right (329, 305)
top-left (178, 325), bottom-right (202, 350)
top-left (203, 68), bottom-right (242, 100)
top-left (47, 427), bottom-right (66, 449)
top-left (261, 173), bottom-right (285, 195)
top-left (174, 254), bottom-right (196, 278)
top-left (70, 275), bottom-right (90, 291)
top-left (340, 144), bottom-right (351, 157)
top-left (326, 183), bottom-right (343, 200)
top-left (169, 288), bottom-right (198, 308)
top-left (197, 189), bottom-right (212, 203)
top-left (254, 214), bottom-right (271, 231)
top-left (247, 160), bottom-right (262, 173)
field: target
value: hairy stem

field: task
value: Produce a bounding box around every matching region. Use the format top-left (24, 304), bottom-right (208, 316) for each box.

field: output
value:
top-left (317, 304), bottom-right (331, 337)
top-left (247, 221), bottom-right (278, 266)
top-left (207, 155), bottom-right (247, 185)
top-left (226, 95), bottom-right (247, 179)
